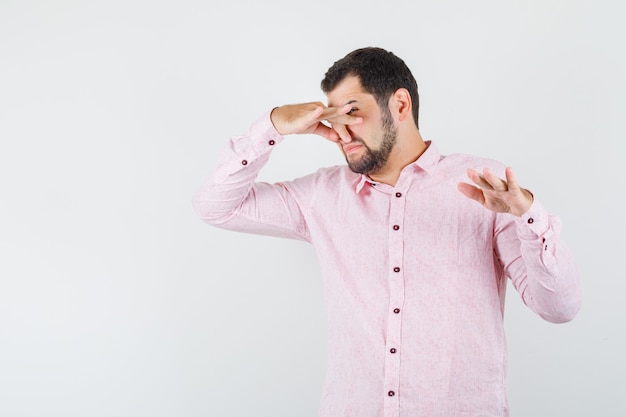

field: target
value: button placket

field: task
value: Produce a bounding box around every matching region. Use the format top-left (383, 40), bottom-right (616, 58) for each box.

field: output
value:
top-left (383, 188), bottom-right (406, 413)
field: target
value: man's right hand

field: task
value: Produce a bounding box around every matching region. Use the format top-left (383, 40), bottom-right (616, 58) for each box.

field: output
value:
top-left (270, 102), bottom-right (362, 143)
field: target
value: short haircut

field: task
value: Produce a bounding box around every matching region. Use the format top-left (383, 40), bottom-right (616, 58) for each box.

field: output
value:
top-left (321, 47), bottom-right (420, 129)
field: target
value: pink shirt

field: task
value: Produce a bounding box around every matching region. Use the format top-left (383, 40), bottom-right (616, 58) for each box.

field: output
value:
top-left (192, 113), bottom-right (581, 417)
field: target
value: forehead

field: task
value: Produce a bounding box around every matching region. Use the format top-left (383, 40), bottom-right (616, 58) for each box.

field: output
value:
top-left (326, 75), bottom-right (374, 107)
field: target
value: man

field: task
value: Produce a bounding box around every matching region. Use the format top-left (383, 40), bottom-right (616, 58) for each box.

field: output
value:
top-left (192, 47), bottom-right (581, 417)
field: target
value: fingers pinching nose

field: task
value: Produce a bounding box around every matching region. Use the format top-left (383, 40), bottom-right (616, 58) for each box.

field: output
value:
top-left (333, 123), bottom-right (352, 143)
top-left (340, 133), bottom-right (352, 143)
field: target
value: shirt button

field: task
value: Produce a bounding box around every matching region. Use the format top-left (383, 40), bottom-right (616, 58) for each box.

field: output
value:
top-left (241, 160), bottom-right (248, 166)
top-left (393, 308), bottom-right (400, 314)
top-left (390, 348), bottom-right (397, 354)
top-left (395, 192), bottom-right (402, 198)
top-left (527, 218), bottom-right (534, 224)
top-left (269, 140), bottom-right (275, 146)
top-left (388, 391), bottom-right (395, 397)
top-left (393, 267), bottom-right (400, 273)
top-left (393, 225), bottom-right (400, 230)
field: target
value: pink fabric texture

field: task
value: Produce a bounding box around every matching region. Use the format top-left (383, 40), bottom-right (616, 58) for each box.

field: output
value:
top-left (192, 112), bottom-right (581, 417)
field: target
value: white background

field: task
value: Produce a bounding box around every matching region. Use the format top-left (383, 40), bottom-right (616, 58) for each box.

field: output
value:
top-left (1, 0), bottom-right (624, 416)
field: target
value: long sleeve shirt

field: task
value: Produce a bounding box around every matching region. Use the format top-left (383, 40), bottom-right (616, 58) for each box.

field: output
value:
top-left (192, 112), bottom-right (581, 417)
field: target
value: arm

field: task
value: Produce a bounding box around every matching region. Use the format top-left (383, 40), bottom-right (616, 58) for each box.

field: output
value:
top-left (458, 167), bottom-right (581, 323)
top-left (494, 200), bottom-right (581, 323)
top-left (192, 102), bottom-right (361, 240)
top-left (192, 112), bottom-right (309, 240)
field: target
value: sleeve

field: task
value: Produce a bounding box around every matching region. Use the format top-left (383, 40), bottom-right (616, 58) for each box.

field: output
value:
top-left (494, 199), bottom-right (582, 323)
top-left (191, 111), bottom-right (312, 242)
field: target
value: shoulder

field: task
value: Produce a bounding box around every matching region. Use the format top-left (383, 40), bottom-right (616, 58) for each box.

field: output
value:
top-left (315, 164), bottom-right (357, 181)
top-left (285, 164), bottom-right (357, 190)
top-left (438, 152), bottom-right (508, 177)
top-left (276, 165), bottom-right (357, 206)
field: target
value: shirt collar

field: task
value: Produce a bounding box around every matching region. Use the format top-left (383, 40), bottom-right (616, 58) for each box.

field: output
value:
top-left (354, 141), bottom-right (441, 194)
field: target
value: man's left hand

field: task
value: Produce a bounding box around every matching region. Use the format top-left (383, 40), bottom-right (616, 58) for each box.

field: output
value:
top-left (457, 167), bottom-right (533, 217)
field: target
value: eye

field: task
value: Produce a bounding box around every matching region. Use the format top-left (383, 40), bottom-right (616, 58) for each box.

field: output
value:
top-left (347, 107), bottom-right (358, 115)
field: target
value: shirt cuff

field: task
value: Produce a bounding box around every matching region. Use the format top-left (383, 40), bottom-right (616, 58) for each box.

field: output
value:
top-left (248, 110), bottom-right (285, 154)
top-left (516, 199), bottom-right (552, 240)
top-left (213, 111), bottom-right (285, 184)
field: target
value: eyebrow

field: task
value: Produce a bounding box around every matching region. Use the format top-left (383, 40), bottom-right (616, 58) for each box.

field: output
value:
top-left (329, 99), bottom-right (358, 108)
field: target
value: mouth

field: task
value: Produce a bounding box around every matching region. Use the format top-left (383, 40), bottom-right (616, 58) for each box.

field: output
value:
top-left (343, 143), bottom-right (364, 154)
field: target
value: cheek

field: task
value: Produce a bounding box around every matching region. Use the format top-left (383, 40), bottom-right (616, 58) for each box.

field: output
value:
top-left (348, 120), bottom-right (370, 139)
top-left (353, 125), bottom-right (379, 147)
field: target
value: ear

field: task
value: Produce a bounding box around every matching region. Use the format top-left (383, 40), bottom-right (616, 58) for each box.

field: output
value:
top-left (390, 88), bottom-right (412, 122)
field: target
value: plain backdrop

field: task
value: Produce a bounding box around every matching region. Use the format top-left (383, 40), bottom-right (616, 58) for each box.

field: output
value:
top-left (1, 0), bottom-right (624, 416)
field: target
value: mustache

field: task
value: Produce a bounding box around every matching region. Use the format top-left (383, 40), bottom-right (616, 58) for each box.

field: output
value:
top-left (341, 136), bottom-right (365, 145)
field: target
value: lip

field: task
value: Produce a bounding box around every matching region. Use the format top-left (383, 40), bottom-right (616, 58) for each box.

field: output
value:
top-left (343, 144), bottom-right (364, 154)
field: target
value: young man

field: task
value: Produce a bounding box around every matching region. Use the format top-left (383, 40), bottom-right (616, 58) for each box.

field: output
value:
top-left (192, 47), bottom-right (581, 417)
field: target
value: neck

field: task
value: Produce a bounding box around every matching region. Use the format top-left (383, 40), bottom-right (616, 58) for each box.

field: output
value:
top-left (368, 130), bottom-right (427, 186)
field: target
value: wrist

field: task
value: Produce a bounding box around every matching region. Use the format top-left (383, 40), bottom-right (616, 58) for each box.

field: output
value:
top-left (269, 106), bottom-right (287, 135)
top-left (513, 189), bottom-right (534, 217)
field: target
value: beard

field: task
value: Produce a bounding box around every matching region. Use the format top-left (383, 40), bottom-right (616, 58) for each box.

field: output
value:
top-left (345, 108), bottom-right (397, 175)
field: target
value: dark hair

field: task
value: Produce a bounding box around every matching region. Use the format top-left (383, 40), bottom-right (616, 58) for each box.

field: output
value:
top-left (321, 47), bottom-right (419, 128)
